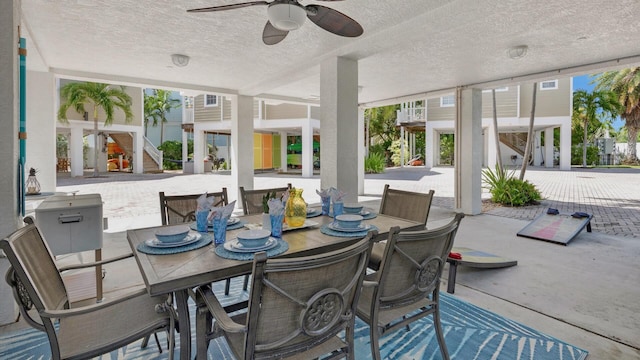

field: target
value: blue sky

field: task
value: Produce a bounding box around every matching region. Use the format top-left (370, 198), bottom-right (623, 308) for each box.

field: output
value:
top-left (572, 74), bottom-right (624, 130)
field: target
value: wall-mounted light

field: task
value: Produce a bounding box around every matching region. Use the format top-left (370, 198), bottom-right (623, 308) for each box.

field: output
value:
top-left (507, 45), bottom-right (528, 60)
top-left (171, 54), bottom-right (190, 67)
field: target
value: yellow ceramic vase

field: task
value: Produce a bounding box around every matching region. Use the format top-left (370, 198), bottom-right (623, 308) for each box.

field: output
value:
top-left (285, 188), bottom-right (307, 227)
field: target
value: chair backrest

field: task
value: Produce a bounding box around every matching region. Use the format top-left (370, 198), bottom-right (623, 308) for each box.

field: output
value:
top-left (242, 233), bottom-right (374, 359)
top-left (159, 188), bottom-right (228, 225)
top-left (376, 213), bottom-right (464, 308)
top-left (1, 224), bottom-right (69, 332)
top-left (378, 184), bottom-right (435, 225)
top-left (239, 184), bottom-right (291, 215)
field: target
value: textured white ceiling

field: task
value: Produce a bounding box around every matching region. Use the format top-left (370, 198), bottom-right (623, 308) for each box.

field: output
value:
top-left (20, 0), bottom-right (640, 105)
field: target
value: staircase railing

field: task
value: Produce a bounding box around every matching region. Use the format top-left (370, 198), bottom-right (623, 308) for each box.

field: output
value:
top-left (143, 136), bottom-right (163, 170)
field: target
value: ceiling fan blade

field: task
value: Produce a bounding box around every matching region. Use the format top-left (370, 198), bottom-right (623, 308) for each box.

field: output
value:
top-left (187, 1), bottom-right (269, 13)
top-left (263, 21), bottom-right (289, 45)
top-left (306, 5), bottom-right (363, 37)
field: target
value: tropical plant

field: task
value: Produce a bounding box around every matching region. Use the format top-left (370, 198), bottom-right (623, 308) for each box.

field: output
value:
top-left (594, 68), bottom-right (640, 162)
top-left (388, 139), bottom-right (409, 167)
top-left (364, 152), bottom-right (385, 173)
top-left (144, 89), bottom-right (181, 144)
top-left (143, 92), bottom-right (160, 137)
top-left (57, 82), bottom-right (133, 177)
top-left (572, 89), bottom-right (621, 167)
top-left (571, 144), bottom-right (599, 166)
top-left (482, 165), bottom-right (542, 207)
top-left (158, 140), bottom-right (193, 170)
top-left (365, 105), bottom-right (400, 156)
top-left (440, 134), bottom-right (454, 165)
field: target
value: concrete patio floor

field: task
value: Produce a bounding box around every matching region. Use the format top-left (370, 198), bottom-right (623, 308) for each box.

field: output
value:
top-left (5, 166), bottom-right (640, 359)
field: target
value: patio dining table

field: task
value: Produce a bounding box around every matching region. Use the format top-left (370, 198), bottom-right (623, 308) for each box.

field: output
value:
top-left (127, 209), bottom-right (424, 360)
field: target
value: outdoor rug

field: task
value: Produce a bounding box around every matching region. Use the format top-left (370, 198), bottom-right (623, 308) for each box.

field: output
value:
top-left (0, 280), bottom-right (588, 360)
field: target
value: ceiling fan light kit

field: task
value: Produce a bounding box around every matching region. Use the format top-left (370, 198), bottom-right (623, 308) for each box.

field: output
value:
top-left (171, 53), bottom-right (190, 67)
top-left (267, 2), bottom-right (306, 31)
top-left (187, 0), bottom-right (363, 45)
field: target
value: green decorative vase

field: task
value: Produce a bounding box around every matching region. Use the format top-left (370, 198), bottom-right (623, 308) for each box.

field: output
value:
top-left (285, 188), bottom-right (307, 227)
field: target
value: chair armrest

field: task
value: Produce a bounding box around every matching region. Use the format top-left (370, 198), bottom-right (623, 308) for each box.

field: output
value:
top-left (40, 287), bottom-right (151, 318)
top-left (58, 252), bottom-right (134, 272)
top-left (196, 286), bottom-right (245, 333)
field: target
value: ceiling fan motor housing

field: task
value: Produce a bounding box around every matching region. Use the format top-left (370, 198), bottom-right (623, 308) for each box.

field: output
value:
top-left (267, 2), bottom-right (307, 31)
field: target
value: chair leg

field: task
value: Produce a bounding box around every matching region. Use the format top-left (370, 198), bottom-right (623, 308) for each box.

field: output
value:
top-left (370, 327), bottom-right (382, 360)
top-left (433, 307), bottom-right (450, 360)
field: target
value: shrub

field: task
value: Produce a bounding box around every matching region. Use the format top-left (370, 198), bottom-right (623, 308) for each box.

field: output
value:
top-left (482, 165), bottom-right (542, 206)
top-left (388, 139), bottom-right (409, 167)
top-left (364, 152), bottom-right (385, 173)
top-left (571, 144), bottom-right (599, 166)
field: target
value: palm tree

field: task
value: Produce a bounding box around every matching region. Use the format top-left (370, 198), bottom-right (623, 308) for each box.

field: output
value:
top-left (145, 89), bottom-right (181, 145)
top-left (57, 82), bottom-right (133, 177)
top-left (143, 91), bottom-right (161, 137)
top-left (572, 89), bottom-right (621, 167)
top-left (594, 68), bottom-right (640, 161)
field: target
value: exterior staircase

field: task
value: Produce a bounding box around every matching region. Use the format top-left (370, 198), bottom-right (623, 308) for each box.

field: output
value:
top-left (499, 132), bottom-right (533, 164)
top-left (109, 133), bottom-right (163, 173)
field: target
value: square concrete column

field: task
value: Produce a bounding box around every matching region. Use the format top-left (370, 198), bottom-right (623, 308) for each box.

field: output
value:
top-left (455, 88), bottom-right (482, 215)
top-left (133, 130), bottom-right (144, 174)
top-left (301, 120), bottom-right (314, 178)
top-left (486, 120), bottom-right (497, 170)
top-left (230, 95), bottom-right (254, 205)
top-left (320, 57), bottom-right (358, 203)
top-left (280, 131), bottom-right (288, 173)
top-left (0, 0), bottom-right (20, 325)
top-left (533, 130), bottom-right (543, 166)
top-left (545, 127), bottom-right (554, 168)
top-left (560, 122), bottom-right (571, 170)
top-left (425, 122), bottom-right (435, 168)
top-left (70, 126), bottom-right (84, 177)
top-left (26, 71), bottom-right (56, 192)
top-left (192, 128), bottom-right (205, 173)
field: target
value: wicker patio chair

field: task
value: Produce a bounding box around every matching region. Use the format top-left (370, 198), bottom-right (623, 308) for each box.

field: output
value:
top-left (159, 188), bottom-right (228, 225)
top-left (194, 232), bottom-right (375, 360)
top-left (1, 223), bottom-right (176, 360)
top-left (369, 184), bottom-right (435, 270)
top-left (239, 184), bottom-right (292, 215)
top-left (356, 213), bottom-right (464, 360)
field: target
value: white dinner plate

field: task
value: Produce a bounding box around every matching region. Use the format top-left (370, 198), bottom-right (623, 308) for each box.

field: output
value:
top-left (327, 222), bottom-right (372, 233)
top-left (224, 237), bottom-right (279, 253)
top-left (146, 233), bottom-right (201, 248)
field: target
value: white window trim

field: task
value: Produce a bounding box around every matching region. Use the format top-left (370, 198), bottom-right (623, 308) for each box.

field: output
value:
top-left (204, 94), bottom-right (219, 107)
top-left (539, 80), bottom-right (558, 90)
top-left (440, 95), bottom-right (455, 107)
top-left (482, 87), bottom-right (509, 93)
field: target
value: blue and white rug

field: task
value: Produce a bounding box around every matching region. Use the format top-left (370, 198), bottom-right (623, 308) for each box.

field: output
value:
top-left (0, 280), bottom-right (588, 360)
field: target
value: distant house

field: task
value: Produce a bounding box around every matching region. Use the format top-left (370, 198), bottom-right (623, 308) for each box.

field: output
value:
top-left (396, 78), bottom-right (572, 170)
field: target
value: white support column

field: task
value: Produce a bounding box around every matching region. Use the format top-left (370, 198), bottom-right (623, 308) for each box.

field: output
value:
top-left (70, 127), bottom-right (84, 177)
top-left (559, 122), bottom-right (571, 170)
top-left (193, 129), bottom-right (205, 173)
top-left (533, 130), bottom-right (543, 166)
top-left (487, 121), bottom-right (497, 170)
top-left (425, 123), bottom-right (435, 168)
top-left (358, 108), bottom-right (365, 195)
top-left (25, 71), bottom-right (56, 192)
top-left (280, 131), bottom-right (288, 172)
top-left (455, 88), bottom-right (483, 215)
top-left (400, 126), bottom-right (405, 167)
top-left (301, 120), bottom-right (313, 178)
top-left (320, 57), bottom-right (358, 203)
top-left (545, 127), bottom-right (554, 168)
top-left (133, 130), bottom-right (144, 174)
top-left (231, 95), bottom-right (254, 205)
top-left (182, 131), bottom-right (189, 170)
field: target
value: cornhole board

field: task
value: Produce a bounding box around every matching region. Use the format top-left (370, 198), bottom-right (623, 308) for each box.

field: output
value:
top-left (516, 213), bottom-right (592, 246)
top-left (446, 247), bottom-right (517, 294)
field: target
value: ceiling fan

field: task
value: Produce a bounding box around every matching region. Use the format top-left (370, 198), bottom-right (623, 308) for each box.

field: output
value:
top-left (187, 0), bottom-right (364, 45)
